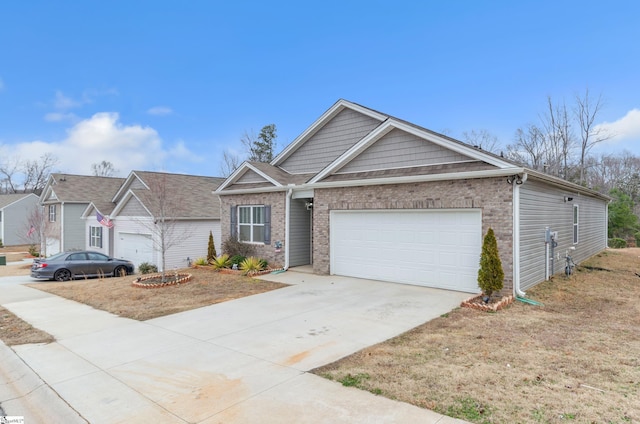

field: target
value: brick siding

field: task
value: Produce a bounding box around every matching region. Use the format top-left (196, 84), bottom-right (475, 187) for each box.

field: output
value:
top-left (313, 177), bottom-right (514, 294)
top-left (219, 192), bottom-right (287, 268)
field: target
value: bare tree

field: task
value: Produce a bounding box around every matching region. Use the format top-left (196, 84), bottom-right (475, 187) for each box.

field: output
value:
top-left (220, 151), bottom-right (241, 177)
top-left (20, 205), bottom-right (50, 256)
top-left (540, 96), bottom-right (575, 180)
top-left (574, 89), bottom-right (612, 185)
top-left (135, 174), bottom-right (190, 282)
top-left (91, 160), bottom-right (117, 177)
top-left (461, 129), bottom-right (501, 153)
top-left (1, 153), bottom-right (58, 194)
top-left (0, 156), bottom-right (20, 193)
top-left (505, 124), bottom-right (546, 170)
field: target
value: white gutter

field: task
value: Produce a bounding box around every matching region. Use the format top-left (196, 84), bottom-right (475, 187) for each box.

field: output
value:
top-left (513, 173), bottom-right (528, 297)
top-left (284, 187), bottom-right (293, 270)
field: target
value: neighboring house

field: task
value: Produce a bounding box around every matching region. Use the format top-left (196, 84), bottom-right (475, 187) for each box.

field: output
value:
top-left (102, 171), bottom-right (225, 270)
top-left (216, 99), bottom-right (609, 295)
top-left (40, 174), bottom-right (125, 256)
top-left (0, 193), bottom-right (40, 246)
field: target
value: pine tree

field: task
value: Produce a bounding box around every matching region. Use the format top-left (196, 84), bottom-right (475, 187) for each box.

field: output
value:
top-left (477, 227), bottom-right (504, 299)
top-left (207, 231), bottom-right (217, 263)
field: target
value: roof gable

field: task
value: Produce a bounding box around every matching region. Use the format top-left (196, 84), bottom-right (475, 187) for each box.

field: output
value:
top-left (272, 100), bottom-right (386, 174)
top-left (309, 119), bottom-right (515, 184)
top-left (337, 127), bottom-right (475, 174)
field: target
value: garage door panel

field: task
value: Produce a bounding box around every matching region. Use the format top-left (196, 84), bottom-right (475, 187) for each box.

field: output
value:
top-left (331, 210), bottom-right (481, 293)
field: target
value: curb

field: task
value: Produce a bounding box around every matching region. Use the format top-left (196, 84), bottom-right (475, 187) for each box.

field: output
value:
top-left (0, 341), bottom-right (87, 423)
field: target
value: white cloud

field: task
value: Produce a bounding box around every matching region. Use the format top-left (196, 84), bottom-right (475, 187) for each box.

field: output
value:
top-left (595, 109), bottom-right (640, 147)
top-left (53, 90), bottom-right (85, 110)
top-left (11, 113), bottom-right (199, 176)
top-left (44, 112), bottom-right (79, 122)
top-left (147, 106), bottom-right (173, 116)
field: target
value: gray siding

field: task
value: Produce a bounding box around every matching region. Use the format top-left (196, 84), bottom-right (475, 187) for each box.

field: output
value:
top-left (289, 199), bottom-right (312, 266)
top-left (3, 206), bottom-right (26, 245)
top-left (280, 108), bottom-right (381, 174)
top-left (0, 196), bottom-right (39, 246)
top-left (339, 128), bottom-right (472, 173)
top-left (236, 170), bottom-right (268, 184)
top-left (119, 196), bottom-right (151, 217)
top-left (63, 203), bottom-right (89, 251)
top-left (519, 179), bottom-right (607, 290)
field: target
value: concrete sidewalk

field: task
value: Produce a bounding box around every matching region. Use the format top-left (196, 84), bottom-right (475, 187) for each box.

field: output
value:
top-left (1, 271), bottom-right (470, 423)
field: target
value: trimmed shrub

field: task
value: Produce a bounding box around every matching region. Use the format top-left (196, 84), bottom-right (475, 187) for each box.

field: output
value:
top-left (207, 231), bottom-right (217, 263)
top-left (222, 236), bottom-right (256, 259)
top-left (138, 262), bottom-right (158, 274)
top-left (608, 238), bottom-right (627, 249)
top-left (477, 228), bottom-right (504, 299)
top-left (230, 255), bottom-right (246, 267)
top-left (28, 244), bottom-right (39, 257)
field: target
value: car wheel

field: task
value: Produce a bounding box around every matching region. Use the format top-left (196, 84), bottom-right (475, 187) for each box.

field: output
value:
top-left (54, 269), bottom-right (72, 281)
top-left (114, 266), bottom-right (127, 277)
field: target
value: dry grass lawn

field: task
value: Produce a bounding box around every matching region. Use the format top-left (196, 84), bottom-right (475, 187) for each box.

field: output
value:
top-left (314, 249), bottom-right (640, 424)
top-left (0, 245), bottom-right (287, 344)
top-left (27, 267), bottom-right (287, 321)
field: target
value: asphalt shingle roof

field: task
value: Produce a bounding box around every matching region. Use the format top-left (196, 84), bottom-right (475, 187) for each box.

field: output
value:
top-left (47, 174), bottom-right (126, 207)
top-left (131, 171), bottom-right (225, 219)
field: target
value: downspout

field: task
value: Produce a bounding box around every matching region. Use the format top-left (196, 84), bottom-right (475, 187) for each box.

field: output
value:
top-left (513, 173), bottom-right (528, 297)
top-left (284, 187), bottom-right (293, 270)
top-left (60, 201), bottom-right (65, 252)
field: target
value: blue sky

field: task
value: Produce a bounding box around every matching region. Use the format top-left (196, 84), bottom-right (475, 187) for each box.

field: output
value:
top-left (1, 1), bottom-right (639, 178)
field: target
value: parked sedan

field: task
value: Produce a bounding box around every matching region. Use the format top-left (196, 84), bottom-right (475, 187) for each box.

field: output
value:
top-left (31, 251), bottom-right (135, 281)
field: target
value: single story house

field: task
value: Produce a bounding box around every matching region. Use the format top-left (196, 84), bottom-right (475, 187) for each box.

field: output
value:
top-left (0, 193), bottom-right (40, 246)
top-left (215, 99), bottom-right (609, 295)
top-left (84, 171), bottom-right (225, 270)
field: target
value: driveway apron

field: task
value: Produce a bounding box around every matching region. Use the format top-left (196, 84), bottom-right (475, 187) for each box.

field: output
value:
top-left (0, 271), bottom-right (470, 423)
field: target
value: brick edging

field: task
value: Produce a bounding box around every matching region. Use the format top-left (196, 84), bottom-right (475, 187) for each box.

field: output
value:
top-left (461, 294), bottom-right (514, 312)
top-left (131, 273), bottom-right (192, 289)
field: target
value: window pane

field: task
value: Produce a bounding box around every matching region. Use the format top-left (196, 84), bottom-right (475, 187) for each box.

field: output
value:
top-left (239, 207), bottom-right (251, 224)
top-left (239, 225), bottom-right (251, 242)
top-left (252, 226), bottom-right (265, 243)
top-left (253, 207), bottom-right (264, 224)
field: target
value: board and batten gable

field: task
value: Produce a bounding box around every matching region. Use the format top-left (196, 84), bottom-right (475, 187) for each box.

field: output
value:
top-left (279, 108), bottom-right (383, 174)
top-left (119, 196), bottom-right (151, 217)
top-left (518, 178), bottom-right (608, 290)
top-left (337, 128), bottom-right (474, 174)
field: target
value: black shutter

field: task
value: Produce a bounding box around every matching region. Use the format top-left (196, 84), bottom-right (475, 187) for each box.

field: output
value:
top-left (99, 227), bottom-right (103, 248)
top-left (264, 205), bottom-right (271, 245)
top-left (230, 206), bottom-right (237, 239)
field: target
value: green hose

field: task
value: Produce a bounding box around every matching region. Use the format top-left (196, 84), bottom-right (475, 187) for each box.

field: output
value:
top-left (270, 269), bottom-right (286, 274)
top-left (516, 296), bottom-right (544, 306)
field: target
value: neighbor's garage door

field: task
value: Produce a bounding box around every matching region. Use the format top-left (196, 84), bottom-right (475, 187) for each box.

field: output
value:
top-left (330, 209), bottom-right (482, 293)
top-left (118, 232), bottom-right (153, 269)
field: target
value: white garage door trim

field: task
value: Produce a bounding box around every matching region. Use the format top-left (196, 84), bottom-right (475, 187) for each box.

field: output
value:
top-left (330, 209), bottom-right (482, 293)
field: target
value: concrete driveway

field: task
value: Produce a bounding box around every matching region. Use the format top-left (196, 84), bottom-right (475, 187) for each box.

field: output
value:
top-left (0, 269), bottom-right (470, 423)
